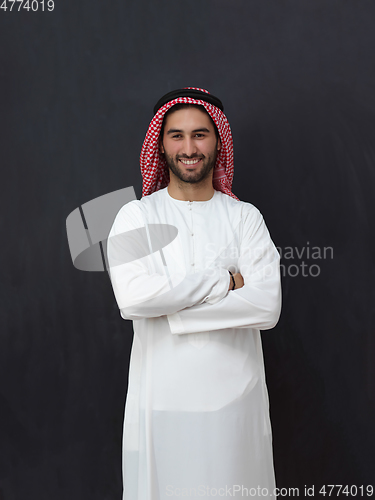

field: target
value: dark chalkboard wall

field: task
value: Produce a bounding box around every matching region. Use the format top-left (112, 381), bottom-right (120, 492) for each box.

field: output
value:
top-left (1, 0), bottom-right (374, 498)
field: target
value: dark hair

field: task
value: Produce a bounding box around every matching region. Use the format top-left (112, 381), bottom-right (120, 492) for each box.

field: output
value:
top-left (159, 103), bottom-right (220, 141)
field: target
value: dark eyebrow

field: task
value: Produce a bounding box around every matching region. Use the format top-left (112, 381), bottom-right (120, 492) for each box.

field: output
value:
top-left (166, 128), bottom-right (183, 135)
top-left (166, 127), bottom-right (211, 135)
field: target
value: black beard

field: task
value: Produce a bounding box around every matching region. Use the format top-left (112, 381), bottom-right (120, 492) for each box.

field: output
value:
top-left (164, 150), bottom-right (218, 185)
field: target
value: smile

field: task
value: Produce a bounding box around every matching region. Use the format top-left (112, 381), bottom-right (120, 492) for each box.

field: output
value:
top-left (179, 158), bottom-right (202, 166)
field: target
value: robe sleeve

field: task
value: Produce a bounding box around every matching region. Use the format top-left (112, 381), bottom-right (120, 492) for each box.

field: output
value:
top-left (166, 206), bottom-right (282, 334)
top-left (107, 200), bottom-right (231, 320)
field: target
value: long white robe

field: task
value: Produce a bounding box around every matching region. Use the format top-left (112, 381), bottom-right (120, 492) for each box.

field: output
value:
top-left (107, 186), bottom-right (282, 500)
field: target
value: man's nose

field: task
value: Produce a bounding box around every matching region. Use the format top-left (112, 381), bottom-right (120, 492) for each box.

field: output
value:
top-left (181, 138), bottom-right (198, 157)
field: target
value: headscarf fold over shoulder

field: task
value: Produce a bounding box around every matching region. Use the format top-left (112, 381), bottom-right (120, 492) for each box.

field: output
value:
top-left (140, 87), bottom-right (239, 201)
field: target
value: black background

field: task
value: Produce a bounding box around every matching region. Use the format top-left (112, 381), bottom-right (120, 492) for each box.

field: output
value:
top-left (1, 0), bottom-right (374, 498)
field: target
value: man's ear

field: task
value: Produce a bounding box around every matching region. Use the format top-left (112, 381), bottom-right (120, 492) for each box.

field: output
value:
top-left (217, 137), bottom-right (221, 151)
top-left (159, 138), bottom-right (164, 154)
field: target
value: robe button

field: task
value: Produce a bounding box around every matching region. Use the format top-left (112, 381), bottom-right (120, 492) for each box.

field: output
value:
top-left (191, 233), bottom-right (194, 236)
top-left (191, 263), bottom-right (195, 266)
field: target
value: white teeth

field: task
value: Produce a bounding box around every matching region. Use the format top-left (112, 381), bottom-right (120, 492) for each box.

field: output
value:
top-left (180, 159), bottom-right (201, 165)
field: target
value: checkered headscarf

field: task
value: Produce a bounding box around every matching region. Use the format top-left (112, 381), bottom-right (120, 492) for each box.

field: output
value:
top-left (140, 87), bottom-right (239, 201)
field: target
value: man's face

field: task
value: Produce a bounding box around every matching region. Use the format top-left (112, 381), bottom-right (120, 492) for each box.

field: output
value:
top-left (160, 106), bottom-right (221, 185)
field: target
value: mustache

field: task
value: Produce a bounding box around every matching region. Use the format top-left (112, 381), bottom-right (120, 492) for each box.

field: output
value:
top-left (176, 154), bottom-right (205, 160)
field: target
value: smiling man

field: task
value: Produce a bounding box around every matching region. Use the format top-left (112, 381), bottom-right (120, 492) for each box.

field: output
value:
top-left (107, 87), bottom-right (282, 500)
top-left (160, 104), bottom-right (221, 198)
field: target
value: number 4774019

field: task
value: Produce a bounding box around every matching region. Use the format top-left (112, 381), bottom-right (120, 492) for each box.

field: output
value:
top-left (0, 0), bottom-right (55, 11)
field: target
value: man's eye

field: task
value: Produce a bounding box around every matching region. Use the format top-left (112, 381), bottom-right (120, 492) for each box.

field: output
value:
top-left (172, 134), bottom-right (182, 139)
top-left (195, 134), bottom-right (204, 138)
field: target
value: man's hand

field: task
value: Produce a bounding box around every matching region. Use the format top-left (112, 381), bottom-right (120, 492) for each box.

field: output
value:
top-left (228, 272), bottom-right (245, 291)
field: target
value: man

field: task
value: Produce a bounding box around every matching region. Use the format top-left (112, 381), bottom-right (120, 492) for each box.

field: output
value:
top-left (107, 87), bottom-right (282, 499)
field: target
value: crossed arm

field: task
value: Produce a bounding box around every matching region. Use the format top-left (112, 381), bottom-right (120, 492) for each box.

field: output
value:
top-left (107, 200), bottom-right (281, 334)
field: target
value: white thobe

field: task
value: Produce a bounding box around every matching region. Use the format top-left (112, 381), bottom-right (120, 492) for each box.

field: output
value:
top-left (107, 186), bottom-right (282, 500)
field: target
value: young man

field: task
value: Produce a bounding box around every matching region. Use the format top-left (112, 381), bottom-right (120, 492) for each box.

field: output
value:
top-left (107, 87), bottom-right (282, 499)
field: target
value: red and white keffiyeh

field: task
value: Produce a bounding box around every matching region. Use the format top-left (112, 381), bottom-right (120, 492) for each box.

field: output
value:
top-left (140, 87), bottom-right (239, 201)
